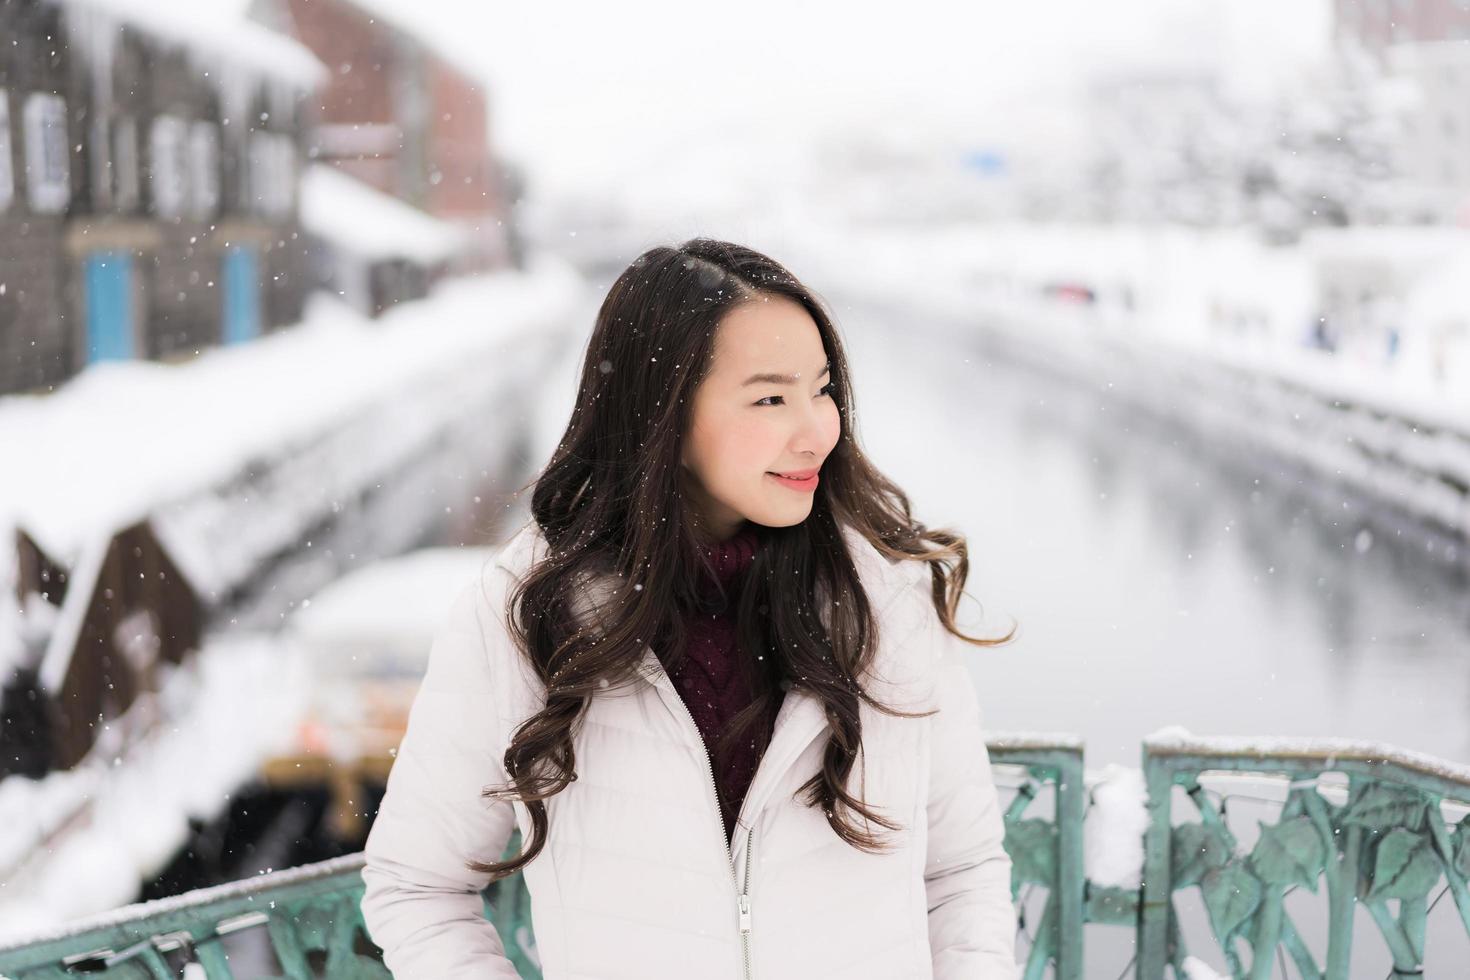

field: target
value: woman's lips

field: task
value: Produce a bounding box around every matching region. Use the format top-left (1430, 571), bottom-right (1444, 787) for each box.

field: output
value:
top-left (767, 470), bottom-right (819, 492)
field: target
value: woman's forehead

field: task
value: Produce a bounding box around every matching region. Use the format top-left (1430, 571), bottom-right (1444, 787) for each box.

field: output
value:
top-left (711, 296), bottom-right (825, 376)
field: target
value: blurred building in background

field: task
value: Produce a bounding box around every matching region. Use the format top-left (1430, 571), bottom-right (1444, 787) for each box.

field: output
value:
top-left (1335, 0), bottom-right (1470, 223)
top-left (1333, 0), bottom-right (1470, 52)
top-left (258, 0), bottom-right (516, 304)
top-left (0, 0), bottom-right (519, 398)
top-left (0, 0), bottom-right (321, 397)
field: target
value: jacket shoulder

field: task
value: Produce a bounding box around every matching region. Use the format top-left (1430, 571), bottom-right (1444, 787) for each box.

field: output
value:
top-left (838, 523), bottom-right (929, 611)
top-left (491, 519), bottom-right (550, 580)
top-left (431, 523), bottom-right (547, 710)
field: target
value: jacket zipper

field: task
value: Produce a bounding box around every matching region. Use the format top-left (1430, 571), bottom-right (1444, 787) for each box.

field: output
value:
top-left (663, 683), bottom-right (756, 979)
top-left (739, 822), bottom-right (754, 976)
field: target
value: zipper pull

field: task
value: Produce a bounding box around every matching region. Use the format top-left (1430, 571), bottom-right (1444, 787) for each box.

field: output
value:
top-left (738, 894), bottom-right (751, 934)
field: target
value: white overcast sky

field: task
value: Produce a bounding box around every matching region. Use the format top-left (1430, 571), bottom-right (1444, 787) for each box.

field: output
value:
top-left (347, 0), bottom-right (1333, 198)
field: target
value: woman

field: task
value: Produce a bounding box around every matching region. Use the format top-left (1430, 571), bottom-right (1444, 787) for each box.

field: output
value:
top-left (360, 239), bottom-right (1019, 979)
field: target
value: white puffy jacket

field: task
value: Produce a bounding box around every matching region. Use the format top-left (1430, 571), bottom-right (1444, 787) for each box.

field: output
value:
top-left (361, 520), bottom-right (1017, 979)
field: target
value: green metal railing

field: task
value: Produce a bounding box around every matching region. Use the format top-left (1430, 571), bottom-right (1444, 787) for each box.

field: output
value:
top-left (0, 841), bottom-right (538, 980)
top-left (3, 732), bottom-right (1468, 979)
top-left (986, 734), bottom-right (1089, 980)
top-left (1137, 732), bottom-right (1470, 980)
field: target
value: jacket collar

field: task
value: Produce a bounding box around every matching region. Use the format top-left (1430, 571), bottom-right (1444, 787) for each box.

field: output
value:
top-left (494, 520), bottom-right (932, 859)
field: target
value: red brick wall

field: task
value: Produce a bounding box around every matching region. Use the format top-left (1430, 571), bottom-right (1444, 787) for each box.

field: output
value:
top-left (280, 0), bottom-right (511, 266)
top-left (285, 0), bottom-right (400, 196)
top-left (1334, 0), bottom-right (1470, 52)
top-left (425, 56), bottom-right (499, 218)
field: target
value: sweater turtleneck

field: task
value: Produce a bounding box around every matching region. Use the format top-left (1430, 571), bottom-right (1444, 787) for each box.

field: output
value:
top-left (660, 521), bottom-right (779, 845)
top-left (695, 522), bottom-right (760, 598)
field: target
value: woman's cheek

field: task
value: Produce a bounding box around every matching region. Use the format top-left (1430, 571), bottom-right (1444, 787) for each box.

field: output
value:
top-left (735, 424), bottom-right (780, 473)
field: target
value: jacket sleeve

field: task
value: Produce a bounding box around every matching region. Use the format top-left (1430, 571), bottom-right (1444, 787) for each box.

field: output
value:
top-left (923, 622), bottom-right (1018, 980)
top-left (360, 577), bottom-right (522, 979)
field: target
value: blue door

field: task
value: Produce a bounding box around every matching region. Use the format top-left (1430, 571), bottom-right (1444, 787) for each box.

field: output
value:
top-left (222, 245), bottom-right (261, 344)
top-left (83, 251), bottom-right (135, 363)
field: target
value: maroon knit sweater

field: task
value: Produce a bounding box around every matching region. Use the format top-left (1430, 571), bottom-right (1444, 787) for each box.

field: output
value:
top-left (657, 522), bottom-right (780, 846)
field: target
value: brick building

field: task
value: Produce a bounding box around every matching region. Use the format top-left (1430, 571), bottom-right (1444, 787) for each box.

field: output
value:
top-left (0, 0), bottom-right (324, 396)
top-left (264, 0), bottom-right (514, 272)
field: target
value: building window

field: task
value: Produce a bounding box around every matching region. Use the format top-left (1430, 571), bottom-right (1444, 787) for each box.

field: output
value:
top-left (149, 115), bottom-right (189, 218)
top-left (275, 133), bottom-right (297, 215)
top-left (113, 117), bottom-right (139, 212)
top-left (89, 116), bottom-right (111, 210)
top-left (188, 121), bottom-right (220, 219)
top-left (249, 130), bottom-right (296, 219)
top-left (23, 92), bottom-right (69, 213)
top-left (0, 91), bottom-right (13, 211)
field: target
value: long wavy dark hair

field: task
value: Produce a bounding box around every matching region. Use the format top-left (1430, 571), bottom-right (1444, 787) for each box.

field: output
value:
top-left (468, 237), bottom-right (1016, 881)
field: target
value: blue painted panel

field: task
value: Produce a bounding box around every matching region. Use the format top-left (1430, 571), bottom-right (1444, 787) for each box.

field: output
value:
top-left (83, 251), bottom-right (135, 363)
top-left (222, 245), bottom-right (261, 344)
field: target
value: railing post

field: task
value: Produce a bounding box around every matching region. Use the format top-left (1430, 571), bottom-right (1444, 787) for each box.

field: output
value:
top-left (1324, 778), bottom-right (1363, 980)
top-left (1056, 752), bottom-right (1087, 980)
top-left (1137, 747), bottom-right (1175, 980)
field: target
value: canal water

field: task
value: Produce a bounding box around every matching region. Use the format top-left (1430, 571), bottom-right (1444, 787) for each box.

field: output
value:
top-left (833, 300), bottom-right (1470, 771)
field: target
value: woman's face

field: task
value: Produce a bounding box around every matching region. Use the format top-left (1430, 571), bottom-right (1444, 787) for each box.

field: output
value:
top-left (680, 293), bottom-right (842, 540)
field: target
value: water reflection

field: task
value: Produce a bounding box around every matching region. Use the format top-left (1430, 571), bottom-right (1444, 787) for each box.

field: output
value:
top-left (841, 299), bottom-right (1470, 769)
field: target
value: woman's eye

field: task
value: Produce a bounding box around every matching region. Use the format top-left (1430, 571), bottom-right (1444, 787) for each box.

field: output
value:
top-left (756, 383), bottom-right (835, 407)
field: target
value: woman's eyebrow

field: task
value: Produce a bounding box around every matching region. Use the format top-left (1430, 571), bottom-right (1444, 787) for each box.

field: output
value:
top-left (741, 363), bottom-right (831, 386)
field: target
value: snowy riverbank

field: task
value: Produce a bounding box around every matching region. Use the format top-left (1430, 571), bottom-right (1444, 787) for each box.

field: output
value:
top-left (784, 222), bottom-right (1470, 546)
top-left (0, 256), bottom-right (585, 684)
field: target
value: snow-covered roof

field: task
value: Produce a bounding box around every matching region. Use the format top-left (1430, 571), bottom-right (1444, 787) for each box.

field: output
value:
top-left (213, 0), bottom-right (489, 91)
top-left (299, 164), bottom-right (470, 264)
top-left (59, 0), bottom-right (326, 89)
top-left (287, 545), bottom-right (498, 664)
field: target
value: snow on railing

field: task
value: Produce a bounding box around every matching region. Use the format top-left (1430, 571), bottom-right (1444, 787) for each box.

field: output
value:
top-left (1138, 726), bottom-right (1470, 979)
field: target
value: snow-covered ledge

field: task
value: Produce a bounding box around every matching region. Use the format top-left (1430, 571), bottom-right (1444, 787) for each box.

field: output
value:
top-left (1146, 724), bottom-right (1470, 789)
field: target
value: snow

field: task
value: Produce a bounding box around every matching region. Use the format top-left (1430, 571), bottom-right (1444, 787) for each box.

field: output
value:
top-left (0, 255), bottom-right (587, 933)
top-left (285, 546), bottom-right (498, 761)
top-left (0, 544), bottom-right (516, 939)
top-left (1010, 733), bottom-right (1470, 935)
top-left (208, 0), bottom-right (491, 88)
top-left (289, 546), bottom-right (498, 655)
top-left (63, 0), bottom-right (325, 88)
top-left (1146, 725), bottom-right (1470, 787)
top-left (1181, 956), bottom-right (1230, 980)
top-left (986, 731), bottom-right (1087, 752)
top-left (0, 851), bottom-right (365, 954)
top-left (1082, 764), bottom-right (1150, 889)
top-left (764, 219), bottom-right (1470, 542)
top-left (0, 257), bottom-right (583, 683)
top-left (801, 221), bottom-right (1470, 409)
top-left (36, 535), bottom-right (110, 693)
top-left (299, 164), bottom-right (471, 264)
top-left (0, 632), bottom-right (311, 939)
